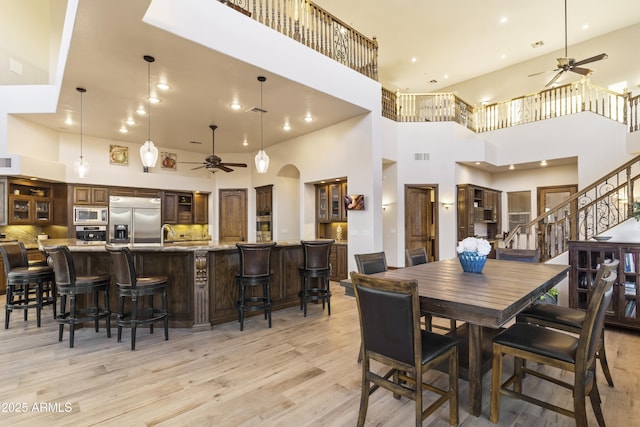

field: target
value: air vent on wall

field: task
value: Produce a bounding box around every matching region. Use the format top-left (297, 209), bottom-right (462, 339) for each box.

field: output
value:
top-left (414, 153), bottom-right (429, 161)
top-left (0, 158), bottom-right (12, 168)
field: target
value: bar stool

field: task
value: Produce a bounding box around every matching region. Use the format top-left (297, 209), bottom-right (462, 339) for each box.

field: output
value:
top-left (46, 246), bottom-right (111, 347)
top-left (235, 242), bottom-right (277, 331)
top-left (0, 242), bottom-right (56, 329)
top-left (107, 245), bottom-right (168, 350)
top-left (299, 240), bottom-right (334, 317)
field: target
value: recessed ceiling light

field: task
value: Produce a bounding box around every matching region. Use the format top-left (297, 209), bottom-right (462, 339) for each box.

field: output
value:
top-left (230, 102), bottom-right (242, 110)
top-left (119, 126), bottom-right (128, 133)
top-left (411, 57), bottom-right (417, 63)
top-left (582, 23), bottom-right (590, 30)
top-left (126, 118), bottom-right (135, 125)
top-left (443, 74), bottom-right (449, 79)
top-left (148, 96), bottom-right (160, 104)
top-left (155, 82), bottom-right (170, 91)
top-left (283, 122), bottom-right (291, 131)
top-left (540, 160), bottom-right (548, 166)
top-left (500, 16), bottom-right (508, 24)
top-left (509, 164), bottom-right (515, 170)
top-left (304, 114), bottom-right (313, 123)
top-left (65, 116), bottom-right (73, 125)
top-left (475, 162), bottom-right (481, 165)
top-left (242, 138), bottom-right (248, 146)
top-left (136, 107), bottom-right (146, 115)
top-left (500, 53), bottom-right (506, 59)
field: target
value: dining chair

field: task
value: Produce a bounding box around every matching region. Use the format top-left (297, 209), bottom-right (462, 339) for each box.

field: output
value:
top-left (107, 245), bottom-right (169, 351)
top-left (354, 251), bottom-right (387, 275)
top-left (405, 247), bottom-right (428, 266)
top-left (299, 240), bottom-right (334, 317)
top-left (47, 245), bottom-right (111, 347)
top-left (0, 241), bottom-right (56, 329)
top-left (235, 242), bottom-right (276, 330)
top-left (490, 260), bottom-right (617, 426)
top-left (404, 247), bottom-right (457, 332)
top-left (350, 272), bottom-right (458, 426)
top-left (516, 260), bottom-right (618, 387)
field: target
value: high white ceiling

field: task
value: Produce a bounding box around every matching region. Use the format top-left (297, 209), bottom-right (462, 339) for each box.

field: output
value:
top-left (11, 0), bottom-right (640, 159)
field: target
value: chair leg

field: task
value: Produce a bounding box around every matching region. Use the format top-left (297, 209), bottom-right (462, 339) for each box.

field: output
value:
top-left (162, 289), bottom-right (169, 341)
top-left (5, 285), bottom-right (13, 329)
top-left (489, 343), bottom-right (503, 423)
top-left (357, 358), bottom-right (370, 427)
top-left (93, 289), bottom-right (100, 332)
top-left (326, 277), bottom-right (331, 316)
top-left (58, 294), bottom-right (66, 342)
top-left (574, 381), bottom-right (589, 427)
top-left (449, 347), bottom-right (459, 425)
top-left (117, 295), bottom-right (125, 343)
top-left (130, 294), bottom-right (138, 351)
top-left (302, 276), bottom-right (308, 317)
top-left (265, 281), bottom-right (272, 328)
top-left (36, 283), bottom-right (43, 327)
top-left (239, 282), bottom-right (245, 331)
top-left (104, 287), bottom-right (111, 339)
top-left (589, 379), bottom-right (606, 427)
top-left (148, 295), bottom-right (154, 334)
top-left (69, 294), bottom-right (76, 348)
top-left (415, 368), bottom-right (422, 426)
top-left (598, 331), bottom-right (614, 387)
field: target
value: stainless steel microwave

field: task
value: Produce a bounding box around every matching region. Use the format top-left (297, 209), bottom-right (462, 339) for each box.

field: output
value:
top-left (73, 206), bottom-right (108, 225)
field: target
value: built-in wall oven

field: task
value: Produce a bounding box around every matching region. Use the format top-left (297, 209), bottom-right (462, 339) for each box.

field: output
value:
top-left (76, 225), bottom-right (107, 243)
top-left (73, 206), bottom-right (108, 225)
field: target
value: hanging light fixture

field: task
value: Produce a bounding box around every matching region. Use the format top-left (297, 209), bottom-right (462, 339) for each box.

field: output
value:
top-left (254, 76), bottom-right (269, 174)
top-left (73, 87), bottom-right (89, 178)
top-left (140, 55), bottom-right (158, 172)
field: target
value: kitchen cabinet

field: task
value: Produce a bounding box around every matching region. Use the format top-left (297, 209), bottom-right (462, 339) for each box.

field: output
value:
top-left (456, 184), bottom-right (501, 242)
top-left (255, 185), bottom-right (272, 214)
top-left (163, 192), bottom-right (194, 224)
top-left (163, 193), bottom-right (179, 223)
top-left (7, 180), bottom-right (52, 225)
top-left (316, 181), bottom-right (348, 241)
top-left (73, 186), bottom-right (109, 205)
top-left (568, 240), bottom-right (637, 330)
top-left (193, 193), bottom-right (208, 224)
top-left (329, 183), bottom-right (343, 221)
top-left (317, 184), bottom-right (329, 222)
top-left (329, 244), bottom-right (348, 281)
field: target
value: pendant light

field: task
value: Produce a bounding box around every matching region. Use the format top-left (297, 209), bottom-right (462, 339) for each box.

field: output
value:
top-left (254, 76), bottom-right (269, 174)
top-left (73, 87), bottom-right (89, 178)
top-left (140, 55), bottom-right (158, 172)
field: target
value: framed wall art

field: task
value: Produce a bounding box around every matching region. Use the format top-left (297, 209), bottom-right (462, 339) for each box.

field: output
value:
top-left (161, 152), bottom-right (177, 170)
top-left (109, 144), bottom-right (128, 166)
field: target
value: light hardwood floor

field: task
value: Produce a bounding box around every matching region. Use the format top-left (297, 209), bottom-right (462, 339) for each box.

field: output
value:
top-left (0, 283), bottom-right (637, 426)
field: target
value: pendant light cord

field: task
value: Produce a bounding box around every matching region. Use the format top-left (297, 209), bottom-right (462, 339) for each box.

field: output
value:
top-left (147, 59), bottom-right (151, 142)
top-left (80, 90), bottom-right (84, 160)
top-left (260, 79), bottom-right (264, 151)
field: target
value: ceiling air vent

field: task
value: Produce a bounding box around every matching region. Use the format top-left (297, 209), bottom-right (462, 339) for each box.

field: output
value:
top-left (414, 153), bottom-right (429, 161)
top-left (0, 158), bottom-right (12, 168)
top-left (247, 106), bottom-right (267, 113)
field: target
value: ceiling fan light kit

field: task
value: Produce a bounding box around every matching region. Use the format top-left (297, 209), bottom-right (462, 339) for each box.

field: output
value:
top-left (255, 76), bottom-right (269, 174)
top-left (530, 0), bottom-right (607, 88)
top-left (180, 124), bottom-right (248, 173)
top-left (73, 87), bottom-right (89, 178)
top-left (140, 54), bottom-right (159, 172)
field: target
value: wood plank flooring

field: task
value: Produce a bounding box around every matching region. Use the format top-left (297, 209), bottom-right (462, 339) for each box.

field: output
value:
top-left (0, 283), bottom-right (637, 426)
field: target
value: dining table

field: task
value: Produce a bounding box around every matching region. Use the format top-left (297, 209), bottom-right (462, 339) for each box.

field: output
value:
top-left (370, 257), bottom-right (569, 417)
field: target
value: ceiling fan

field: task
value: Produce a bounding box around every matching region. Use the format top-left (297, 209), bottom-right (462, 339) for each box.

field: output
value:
top-left (529, 0), bottom-right (607, 87)
top-left (181, 125), bottom-right (247, 173)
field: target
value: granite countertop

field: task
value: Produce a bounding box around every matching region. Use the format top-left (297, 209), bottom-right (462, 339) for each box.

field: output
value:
top-left (39, 239), bottom-right (308, 252)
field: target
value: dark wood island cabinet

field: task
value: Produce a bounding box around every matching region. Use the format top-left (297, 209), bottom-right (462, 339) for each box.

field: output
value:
top-left (40, 240), bottom-right (305, 330)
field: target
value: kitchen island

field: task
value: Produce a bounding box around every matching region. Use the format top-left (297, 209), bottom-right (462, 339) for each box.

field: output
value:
top-left (39, 239), bottom-right (322, 330)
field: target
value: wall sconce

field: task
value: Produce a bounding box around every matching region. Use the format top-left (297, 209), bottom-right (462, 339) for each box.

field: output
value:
top-left (382, 204), bottom-right (389, 211)
top-left (441, 202), bottom-right (453, 210)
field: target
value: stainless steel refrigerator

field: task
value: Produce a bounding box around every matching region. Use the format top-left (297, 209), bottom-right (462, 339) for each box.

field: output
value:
top-left (108, 196), bottom-right (162, 244)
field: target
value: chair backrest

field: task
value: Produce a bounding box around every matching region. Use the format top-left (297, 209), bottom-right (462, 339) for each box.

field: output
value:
top-left (354, 252), bottom-right (388, 274)
top-left (576, 260), bottom-right (618, 373)
top-left (405, 247), bottom-right (428, 267)
top-left (237, 242), bottom-right (276, 277)
top-left (106, 245), bottom-right (137, 287)
top-left (0, 242), bottom-right (29, 273)
top-left (350, 271), bottom-right (420, 367)
top-left (301, 240), bottom-right (334, 270)
top-left (46, 246), bottom-right (76, 286)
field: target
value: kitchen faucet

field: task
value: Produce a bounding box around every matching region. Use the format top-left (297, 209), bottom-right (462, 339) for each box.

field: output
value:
top-left (161, 224), bottom-right (175, 245)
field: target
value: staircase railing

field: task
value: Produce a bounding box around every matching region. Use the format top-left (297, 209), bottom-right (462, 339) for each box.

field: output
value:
top-left (219, 0), bottom-right (378, 80)
top-left (504, 154), bottom-right (640, 261)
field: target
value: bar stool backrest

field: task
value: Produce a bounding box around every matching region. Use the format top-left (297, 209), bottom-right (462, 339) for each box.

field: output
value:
top-left (301, 240), bottom-right (334, 270)
top-left (46, 246), bottom-right (76, 286)
top-left (0, 242), bottom-right (28, 273)
top-left (107, 246), bottom-right (137, 287)
top-left (237, 242), bottom-right (276, 277)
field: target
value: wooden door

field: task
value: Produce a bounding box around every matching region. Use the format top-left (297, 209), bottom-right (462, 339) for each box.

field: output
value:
top-left (219, 189), bottom-right (247, 242)
top-left (405, 185), bottom-right (438, 262)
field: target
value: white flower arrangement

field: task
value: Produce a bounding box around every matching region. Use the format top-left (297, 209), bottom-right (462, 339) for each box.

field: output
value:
top-left (456, 237), bottom-right (491, 256)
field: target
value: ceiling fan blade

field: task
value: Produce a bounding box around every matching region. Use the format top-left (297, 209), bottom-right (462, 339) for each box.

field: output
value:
top-left (572, 53), bottom-right (608, 67)
top-left (181, 161), bottom-right (207, 164)
top-left (220, 162), bottom-right (247, 167)
top-left (545, 70), bottom-right (565, 88)
top-left (191, 165), bottom-right (206, 170)
top-left (570, 66), bottom-right (593, 76)
top-left (528, 69), bottom-right (555, 77)
top-left (217, 165), bottom-right (234, 173)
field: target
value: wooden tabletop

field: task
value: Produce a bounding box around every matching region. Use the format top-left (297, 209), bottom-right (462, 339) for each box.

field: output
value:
top-left (371, 258), bottom-right (570, 329)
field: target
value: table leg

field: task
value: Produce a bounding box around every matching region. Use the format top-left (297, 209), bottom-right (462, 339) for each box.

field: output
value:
top-left (468, 323), bottom-right (483, 416)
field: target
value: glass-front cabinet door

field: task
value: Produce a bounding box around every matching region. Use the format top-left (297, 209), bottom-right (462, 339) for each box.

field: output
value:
top-left (317, 185), bottom-right (328, 222)
top-left (9, 196), bottom-right (31, 223)
top-left (34, 199), bottom-right (51, 223)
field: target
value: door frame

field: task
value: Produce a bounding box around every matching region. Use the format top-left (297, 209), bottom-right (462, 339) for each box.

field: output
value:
top-left (404, 184), bottom-right (439, 262)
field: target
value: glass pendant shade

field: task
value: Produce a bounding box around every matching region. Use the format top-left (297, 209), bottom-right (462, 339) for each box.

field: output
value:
top-left (255, 149), bottom-right (270, 174)
top-left (140, 140), bottom-right (158, 168)
top-left (74, 158), bottom-right (90, 178)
